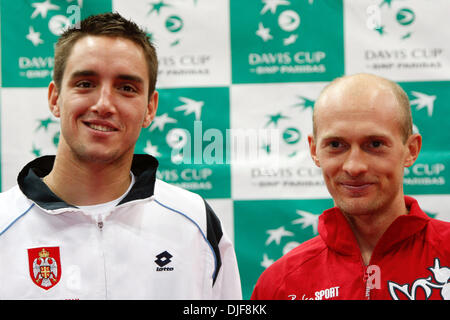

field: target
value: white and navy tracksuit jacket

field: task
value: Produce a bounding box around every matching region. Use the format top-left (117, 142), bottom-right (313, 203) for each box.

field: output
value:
top-left (0, 155), bottom-right (242, 299)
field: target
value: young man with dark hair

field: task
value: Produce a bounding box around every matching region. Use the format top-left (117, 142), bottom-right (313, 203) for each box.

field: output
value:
top-left (0, 12), bottom-right (242, 300)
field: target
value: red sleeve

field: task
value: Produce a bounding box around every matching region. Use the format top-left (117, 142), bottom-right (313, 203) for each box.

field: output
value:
top-left (250, 265), bottom-right (283, 300)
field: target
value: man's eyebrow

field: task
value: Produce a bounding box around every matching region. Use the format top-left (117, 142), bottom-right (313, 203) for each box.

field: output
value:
top-left (117, 74), bottom-right (144, 84)
top-left (365, 134), bottom-right (391, 140)
top-left (68, 71), bottom-right (144, 84)
top-left (320, 135), bottom-right (343, 141)
top-left (69, 70), bottom-right (98, 79)
top-left (320, 134), bottom-right (392, 142)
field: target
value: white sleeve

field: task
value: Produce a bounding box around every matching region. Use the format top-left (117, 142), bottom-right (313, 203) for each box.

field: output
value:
top-left (204, 200), bottom-right (242, 299)
top-left (211, 230), bottom-right (243, 300)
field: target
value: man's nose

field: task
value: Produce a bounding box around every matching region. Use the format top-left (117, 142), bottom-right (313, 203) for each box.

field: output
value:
top-left (92, 85), bottom-right (115, 116)
top-left (342, 146), bottom-right (369, 177)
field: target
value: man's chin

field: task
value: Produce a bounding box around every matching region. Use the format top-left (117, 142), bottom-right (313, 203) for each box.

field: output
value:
top-left (335, 197), bottom-right (380, 216)
top-left (75, 150), bottom-right (124, 165)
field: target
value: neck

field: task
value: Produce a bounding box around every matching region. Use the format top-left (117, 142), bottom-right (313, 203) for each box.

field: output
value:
top-left (43, 149), bottom-right (133, 206)
top-left (342, 194), bottom-right (408, 265)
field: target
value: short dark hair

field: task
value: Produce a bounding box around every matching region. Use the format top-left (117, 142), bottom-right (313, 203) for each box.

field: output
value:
top-left (53, 12), bottom-right (158, 96)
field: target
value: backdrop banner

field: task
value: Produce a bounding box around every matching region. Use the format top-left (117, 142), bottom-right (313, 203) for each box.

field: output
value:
top-left (1, 0), bottom-right (449, 299)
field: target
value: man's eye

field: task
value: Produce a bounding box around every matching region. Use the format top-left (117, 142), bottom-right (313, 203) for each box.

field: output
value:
top-left (75, 81), bottom-right (93, 88)
top-left (370, 141), bottom-right (383, 148)
top-left (330, 141), bottom-right (341, 148)
top-left (119, 84), bottom-right (137, 93)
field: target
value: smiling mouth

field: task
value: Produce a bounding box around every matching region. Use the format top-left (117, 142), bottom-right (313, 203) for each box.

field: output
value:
top-left (84, 122), bottom-right (117, 132)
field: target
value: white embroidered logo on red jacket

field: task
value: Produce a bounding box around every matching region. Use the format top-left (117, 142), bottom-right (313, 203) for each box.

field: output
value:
top-left (388, 258), bottom-right (450, 300)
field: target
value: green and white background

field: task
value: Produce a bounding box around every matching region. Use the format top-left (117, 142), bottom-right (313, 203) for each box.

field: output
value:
top-left (1, 0), bottom-right (449, 299)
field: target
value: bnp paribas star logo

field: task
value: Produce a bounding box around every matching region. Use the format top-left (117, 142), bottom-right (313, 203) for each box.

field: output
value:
top-left (367, 0), bottom-right (416, 40)
top-left (410, 90), bottom-right (436, 116)
top-left (260, 95), bottom-right (314, 159)
top-left (255, 0), bottom-right (315, 46)
top-left (401, 83), bottom-right (450, 193)
top-left (409, 90), bottom-right (436, 134)
top-left (260, 208), bottom-right (320, 269)
top-left (146, 0), bottom-right (200, 47)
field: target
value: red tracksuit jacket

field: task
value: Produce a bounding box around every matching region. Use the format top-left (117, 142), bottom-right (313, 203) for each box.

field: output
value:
top-left (251, 196), bottom-right (450, 300)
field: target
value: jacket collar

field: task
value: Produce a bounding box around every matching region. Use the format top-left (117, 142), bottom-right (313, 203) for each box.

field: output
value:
top-left (318, 196), bottom-right (431, 258)
top-left (17, 154), bottom-right (158, 211)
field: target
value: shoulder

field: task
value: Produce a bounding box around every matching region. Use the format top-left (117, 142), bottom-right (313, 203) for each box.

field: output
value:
top-left (153, 178), bottom-right (207, 219)
top-left (0, 185), bottom-right (34, 237)
top-left (252, 235), bottom-right (326, 299)
top-left (428, 216), bottom-right (450, 231)
top-left (152, 178), bottom-right (222, 239)
top-left (407, 197), bottom-right (450, 253)
top-left (426, 217), bottom-right (450, 247)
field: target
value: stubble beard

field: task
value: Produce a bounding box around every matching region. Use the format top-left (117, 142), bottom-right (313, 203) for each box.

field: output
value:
top-left (333, 187), bottom-right (400, 219)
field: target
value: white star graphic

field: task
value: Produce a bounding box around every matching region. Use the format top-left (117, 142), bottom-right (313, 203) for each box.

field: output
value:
top-left (149, 113), bottom-right (177, 132)
top-left (26, 26), bottom-right (44, 46)
top-left (292, 210), bottom-right (319, 234)
top-left (260, 253), bottom-right (275, 269)
top-left (256, 22), bottom-right (273, 42)
top-left (144, 140), bottom-right (161, 157)
top-left (410, 91), bottom-right (436, 117)
top-left (265, 226), bottom-right (294, 246)
top-left (31, 0), bottom-right (60, 19)
top-left (261, 0), bottom-right (290, 15)
top-left (174, 97), bottom-right (204, 121)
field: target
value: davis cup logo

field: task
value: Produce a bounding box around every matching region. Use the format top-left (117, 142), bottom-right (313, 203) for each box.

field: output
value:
top-left (260, 95), bottom-right (314, 160)
top-left (367, 0), bottom-right (416, 40)
top-left (256, 0), bottom-right (303, 46)
top-left (31, 117), bottom-right (60, 158)
top-left (28, 247), bottom-right (61, 290)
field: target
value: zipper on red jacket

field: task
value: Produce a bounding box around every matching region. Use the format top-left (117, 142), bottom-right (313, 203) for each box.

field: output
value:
top-left (362, 259), bottom-right (382, 300)
top-left (363, 266), bottom-right (371, 300)
top-left (361, 258), bottom-right (372, 300)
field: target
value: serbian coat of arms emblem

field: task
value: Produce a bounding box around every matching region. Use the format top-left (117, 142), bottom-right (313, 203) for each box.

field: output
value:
top-left (27, 247), bottom-right (61, 290)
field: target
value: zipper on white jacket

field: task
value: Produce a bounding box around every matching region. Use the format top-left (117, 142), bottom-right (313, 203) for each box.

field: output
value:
top-left (95, 214), bottom-right (108, 231)
top-left (94, 214), bottom-right (108, 298)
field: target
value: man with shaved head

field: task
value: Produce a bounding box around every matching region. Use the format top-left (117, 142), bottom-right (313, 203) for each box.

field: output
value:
top-left (251, 73), bottom-right (450, 300)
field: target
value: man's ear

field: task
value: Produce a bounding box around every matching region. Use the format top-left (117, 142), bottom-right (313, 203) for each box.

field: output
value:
top-left (142, 90), bottom-right (159, 128)
top-left (404, 133), bottom-right (422, 167)
top-left (308, 134), bottom-right (321, 168)
top-left (48, 81), bottom-right (61, 118)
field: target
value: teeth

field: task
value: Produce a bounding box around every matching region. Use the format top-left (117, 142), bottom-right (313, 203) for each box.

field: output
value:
top-left (88, 123), bottom-right (115, 132)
